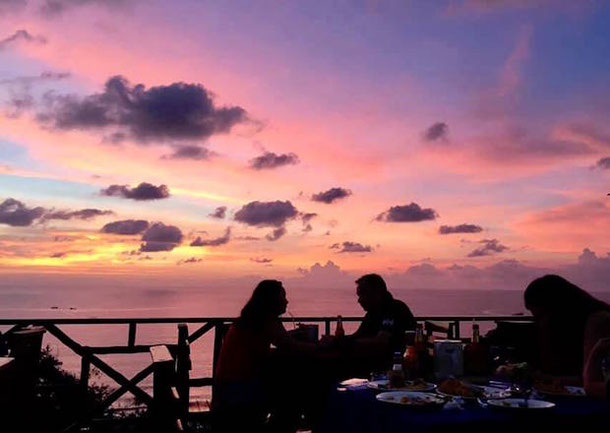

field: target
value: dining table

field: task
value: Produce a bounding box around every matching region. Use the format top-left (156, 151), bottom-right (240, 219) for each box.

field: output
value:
top-left (318, 381), bottom-right (610, 433)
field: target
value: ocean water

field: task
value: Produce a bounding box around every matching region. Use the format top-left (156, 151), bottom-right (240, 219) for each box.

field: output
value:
top-left (2, 286), bottom-right (609, 406)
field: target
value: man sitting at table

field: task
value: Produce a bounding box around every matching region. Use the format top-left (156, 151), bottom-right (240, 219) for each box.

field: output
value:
top-left (340, 273), bottom-right (416, 375)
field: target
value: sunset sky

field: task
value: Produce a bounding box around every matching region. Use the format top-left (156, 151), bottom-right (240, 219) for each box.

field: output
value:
top-left (1, 0), bottom-right (610, 292)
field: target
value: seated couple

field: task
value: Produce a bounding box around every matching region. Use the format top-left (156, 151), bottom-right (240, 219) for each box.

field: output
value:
top-left (212, 274), bottom-right (416, 432)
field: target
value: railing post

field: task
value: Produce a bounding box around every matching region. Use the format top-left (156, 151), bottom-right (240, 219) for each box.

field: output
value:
top-left (128, 322), bottom-right (137, 347)
top-left (80, 355), bottom-right (90, 391)
top-left (212, 322), bottom-right (227, 381)
top-left (453, 320), bottom-right (460, 339)
top-left (324, 319), bottom-right (331, 337)
top-left (176, 323), bottom-right (190, 416)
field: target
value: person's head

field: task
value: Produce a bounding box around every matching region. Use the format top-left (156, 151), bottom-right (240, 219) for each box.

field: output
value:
top-left (524, 274), bottom-right (609, 320)
top-left (355, 274), bottom-right (392, 312)
top-left (238, 280), bottom-right (288, 327)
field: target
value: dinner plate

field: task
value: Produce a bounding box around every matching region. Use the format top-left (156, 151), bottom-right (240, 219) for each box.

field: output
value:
top-left (487, 398), bottom-right (555, 410)
top-left (376, 391), bottom-right (446, 408)
top-left (534, 385), bottom-right (586, 397)
top-left (367, 379), bottom-right (437, 392)
top-left (437, 385), bottom-right (511, 400)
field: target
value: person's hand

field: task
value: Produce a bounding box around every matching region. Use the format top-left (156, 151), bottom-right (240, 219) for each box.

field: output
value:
top-left (318, 335), bottom-right (337, 349)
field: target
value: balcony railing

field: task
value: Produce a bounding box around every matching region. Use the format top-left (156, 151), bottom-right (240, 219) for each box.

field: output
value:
top-left (0, 315), bottom-right (533, 429)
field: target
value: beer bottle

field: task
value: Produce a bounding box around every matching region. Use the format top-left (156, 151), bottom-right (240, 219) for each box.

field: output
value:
top-left (465, 323), bottom-right (488, 376)
top-left (388, 351), bottom-right (405, 388)
top-left (335, 315), bottom-right (345, 338)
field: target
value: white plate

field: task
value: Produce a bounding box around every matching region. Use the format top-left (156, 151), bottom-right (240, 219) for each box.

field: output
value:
top-left (438, 385), bottom-right (511, 400)
top-left (487, 398), bottom-right (555, 410)
top-left (535, 385), bottom-right (586, 397)
top-left (376, 391), bottom-right (446, 408)
top-left (367, 379), bottom-right (437, 392)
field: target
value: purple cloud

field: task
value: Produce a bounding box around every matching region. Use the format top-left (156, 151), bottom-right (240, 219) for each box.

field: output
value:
top-left (423, 122), bottom-right (449, 142)
top-left (101, 219), bottom-right (149, 235)
top-left (439, 224), bottom-right (483, 235)
top-left (177, 257), bottom-right (202, 265)
top-left (209, 206), bottom-right (227, 219)
top-left (250, 257), bottom-right (273, 264)
top-left (164, 145), bottom-right (211, 160)
top-left (44, 208), bottom-right (114, 221)
top-left (330, 241), bottom-right (373, 253)
top-left (265, 226), bottom-right (286, 241)
top-left (0, 30), bottom-right (47, 50)
top-left (311, 187), bottom-right (352, 204)
top-left (376, 202), bottom-right (438, 222)
top-left (467, 239), bottom-right (508, 257)
top-left (37, 75), bottom-right (248, 142)
top-left (249, 151), bottom-right (299, 170)
top-left (140, 222), bottom-right (183, 252)
top-left (234, 200), bottom-right (298, 227)
top-left (0, 198), bottom-right (45, 226)
top-left (100, 182), bottom-right (170, 201)
top-left (595, 157), bottom-right (610, 170)
top-left (190, 227), bottom-right (231, 247)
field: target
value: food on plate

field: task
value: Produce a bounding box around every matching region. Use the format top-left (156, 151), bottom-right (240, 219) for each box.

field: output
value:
top-left (438, 378), bottom-right (481, 398)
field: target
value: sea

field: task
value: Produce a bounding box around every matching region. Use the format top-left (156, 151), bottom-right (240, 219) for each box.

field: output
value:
top-left (2, 285), bottom-right (610, 406)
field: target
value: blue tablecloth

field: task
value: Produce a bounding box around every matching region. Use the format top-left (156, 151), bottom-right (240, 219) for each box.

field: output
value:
top-left (319, 387), bottom-right (610, 433)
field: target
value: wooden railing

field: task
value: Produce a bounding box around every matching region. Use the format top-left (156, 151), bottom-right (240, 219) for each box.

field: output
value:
top-left (0, 315), bottom-right (532, 429)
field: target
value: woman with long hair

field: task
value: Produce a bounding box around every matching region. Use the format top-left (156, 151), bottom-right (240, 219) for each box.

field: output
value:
top-left (213, 280), bottom-right (314, 432)
top-left (524, 275), bottom-right (610, 397)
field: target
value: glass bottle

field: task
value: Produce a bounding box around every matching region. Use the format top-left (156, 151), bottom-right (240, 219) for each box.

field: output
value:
top-left (335, 315), bottom-right (345, 338)
top-left (388, 351), bottom-right (405, 388)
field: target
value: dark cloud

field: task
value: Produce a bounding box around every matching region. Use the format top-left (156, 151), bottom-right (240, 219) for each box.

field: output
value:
top-left (0, 29), bottom-right (47, 50)
top-left (301, 212), bottom-right (317, 224)
top-left (100, 182), bottom-right (170, 201)
top-left (37, 75), bottom-right (248, 142)
top-left (163, 145), bottom-right (211, 160)
top-left (177, 257), bottom-right (202, 265)
top-left (311, 187), bottom-right (352, 204)
top-left (250, 257), bottom-right (272, 264)
top-left (330, 241), bottom-right (373, 253)
top-left (39, 0), bottom-right (130, 17)
top-left (439, 224), bottom-right (483, 235)
top-left (467, 239), bottom-right (508, 257)
top-left (265, 226), bottom-right (286, 241)
top-left (190, 227), bottom-right (231, 247)
top-left (0, 198), bottom-right (45, 226)
top-left (234, 200), bottom-right (298, 227)
top-left (209, 206), bottom-right (227, 219)
top-left (302, 224), bottom-right (312, 233)
top-left (249, 151), bottom-right (299, 170)
top-left (44, 208), bottom-right (113, 221)
top-left (595, 157), bottom-right (610, 170)
top-left (235, 235), bottom-right (261, 241)
top-left (50, 251), bottom-right (68, 258)
top-left (423, 122), bottom-right (449, 142)
top-left (101, 219), bottom-right (149, 235)
top-left (376, 202), bottom-right (438, 222)
top-left (140, 222), bottom-right (183, 252)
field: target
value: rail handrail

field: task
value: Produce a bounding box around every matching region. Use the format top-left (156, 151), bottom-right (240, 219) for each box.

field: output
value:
top-left (1, 315), bottom-right (532, 431)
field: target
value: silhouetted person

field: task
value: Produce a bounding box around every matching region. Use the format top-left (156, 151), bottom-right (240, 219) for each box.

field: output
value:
top-left (213, 280), bottom-right (314, 433)
top-left (524, 275), bottom-right (610, 388)
top-left (342, 274), bottom-right (416, 375)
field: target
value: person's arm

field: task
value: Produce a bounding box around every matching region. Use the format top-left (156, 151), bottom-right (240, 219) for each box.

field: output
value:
top-left (584, 337), bottom-right (610, 399)
top-left (267, 320), bottom-right (317, 354)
